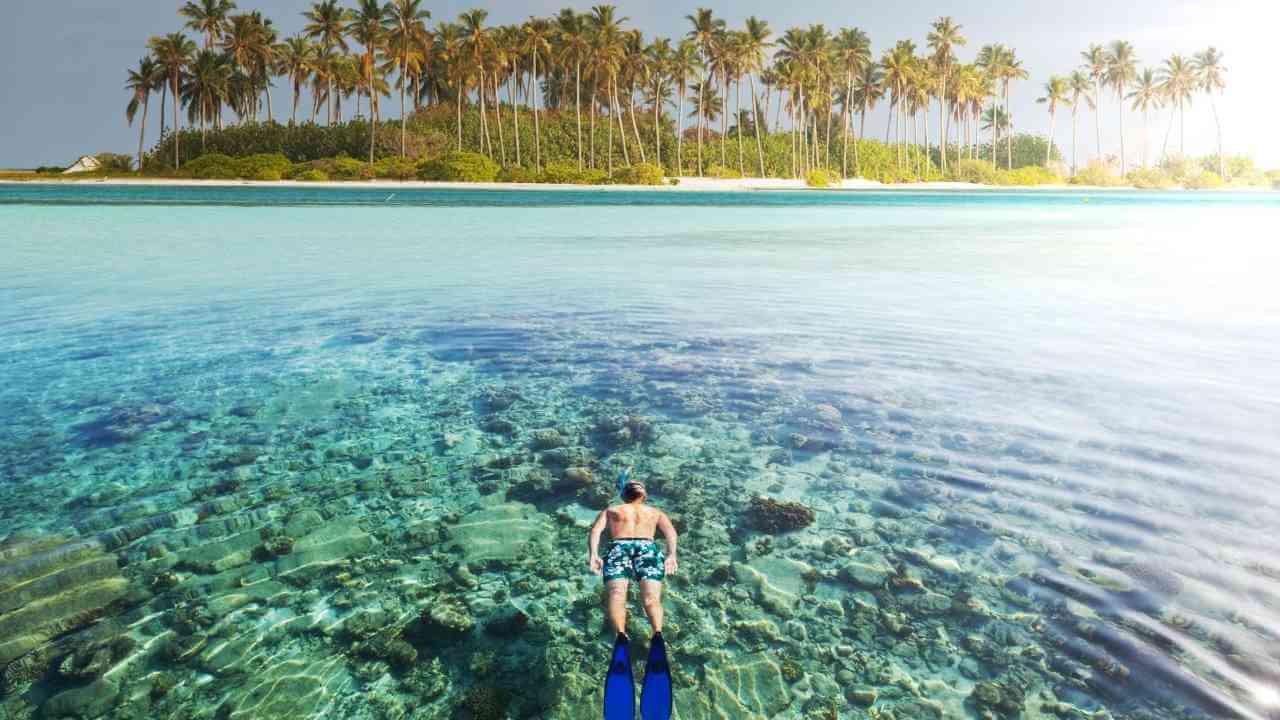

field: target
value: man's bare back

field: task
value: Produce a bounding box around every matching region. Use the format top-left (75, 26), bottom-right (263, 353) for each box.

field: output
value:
top-left (604, 502), bottom-right (661, 539)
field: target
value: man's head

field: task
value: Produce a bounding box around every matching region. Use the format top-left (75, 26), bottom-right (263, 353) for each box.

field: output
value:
top-left (621, 480), bottom-right (647, 503)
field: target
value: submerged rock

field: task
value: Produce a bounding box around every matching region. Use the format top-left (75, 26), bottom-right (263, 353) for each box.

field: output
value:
top-left (746, 496), bottom-right (815, 534)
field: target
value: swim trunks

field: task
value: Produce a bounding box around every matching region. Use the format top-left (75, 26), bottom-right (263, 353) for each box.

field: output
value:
top-left (602, 538), bottom-right (666, 583)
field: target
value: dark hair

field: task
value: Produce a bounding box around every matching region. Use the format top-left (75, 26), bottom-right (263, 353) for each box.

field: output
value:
top-left (622, 482), bottom-right (646, 502)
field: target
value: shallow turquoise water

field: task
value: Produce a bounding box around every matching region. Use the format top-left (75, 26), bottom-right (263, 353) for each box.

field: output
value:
top-left (1, 185), bottom-right (1278, 720)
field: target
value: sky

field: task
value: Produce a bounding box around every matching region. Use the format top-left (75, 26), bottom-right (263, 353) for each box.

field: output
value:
top-left (2, 0), bottom-right (1278, 169)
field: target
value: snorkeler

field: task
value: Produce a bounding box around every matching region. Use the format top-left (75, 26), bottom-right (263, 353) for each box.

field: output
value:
top-left (589, 471), bottom-right (678, 720)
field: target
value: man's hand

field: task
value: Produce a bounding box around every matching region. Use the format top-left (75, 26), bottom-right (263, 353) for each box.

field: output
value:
top-left (590, 554), bottom-right (603, 574)
top-left (664, 554), bottom-right (678, 576)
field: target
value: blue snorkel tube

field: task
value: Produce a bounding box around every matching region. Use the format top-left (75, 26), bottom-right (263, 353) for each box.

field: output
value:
top-left (617, 468), bottom-right (632, 497)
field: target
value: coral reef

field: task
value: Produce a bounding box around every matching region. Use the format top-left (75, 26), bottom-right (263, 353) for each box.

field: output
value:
top-left (746, 496), bottom-right (816, 534)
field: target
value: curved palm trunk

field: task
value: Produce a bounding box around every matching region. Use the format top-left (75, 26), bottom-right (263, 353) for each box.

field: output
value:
top-left (675, 85), bottom-right (684, 176)
top-left (532, 53), bottom-right (542, 171)
top-left (292, 77), bottom-right (301, 126)
top-left (511, 65), bottom-right (521, 166)
top-left (1046, 107), bottom-right (1056, 166)
top-left (137, 94), bottom-right (150, 172)
top-left (940, 74), bottom-right (947, 173)
top-left (399, 60), bottom-right (407, 157)
top-left (590, 85), bottom-right (597, 169)
top-left (749, 74), bottom-right (765, 177)
top-left (172, 72), bottom-right (181, 169)
top-left (696, 77), bottom-right (705, 174)
top-left (720, 70), bottom-right (727, 166)
top-left (613, 78), bottom-right (631, 166)
top-left (627, 84), bottom-right (644, 163)
top-left (1117, 89), bottom-right (1125, 175)
top-left (575, 62), bottom-right (583, 171)
top-left (479, 70), bottom-right (492, 158)
top-left (734, 74), bottom-right (743, 175)
top-left (1093, 78), bottom-right (1102, 162)
top-left (493, 72), bottom-right (507, 166)
top-left (266, 85), bottom-right (273, 124)
top-left (606, 84), bottom-right (615, 172)
top-left (1208, 92), bottom-right (1224, 179)
top-left (1161, 104), bottom-right (1175, 160)
top-left (456, 90), bottom-right (463, 150)
top-left (1071, 107), bottom-right (1079, 176)
top-left (1005, 83), bottom-right (1013, 171)
top-left (1179, 100), bottom-right (1185, 157)
top-left (654, 79), bottom-right (662, 170)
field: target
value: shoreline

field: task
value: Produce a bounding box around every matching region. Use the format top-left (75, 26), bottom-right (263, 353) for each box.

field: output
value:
top-left (0, 176), bottom-right (1160, 193)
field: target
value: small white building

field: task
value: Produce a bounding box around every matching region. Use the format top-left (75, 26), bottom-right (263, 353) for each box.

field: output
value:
top-left (62, 156), bottom-right (101, 174)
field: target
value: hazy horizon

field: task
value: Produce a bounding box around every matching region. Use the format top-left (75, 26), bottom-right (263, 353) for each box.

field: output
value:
top-left (3, 0), bottom-right (1277, 169)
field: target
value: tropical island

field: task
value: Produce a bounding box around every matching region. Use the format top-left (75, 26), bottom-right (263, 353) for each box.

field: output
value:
top-left (5, 0), bottom-right (1277, 191)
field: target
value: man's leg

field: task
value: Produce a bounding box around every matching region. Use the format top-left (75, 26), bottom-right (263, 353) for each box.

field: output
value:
top-left (639, 579), bottom-right (663, 634)
top-left (606, 579), bottom-right (629, 636)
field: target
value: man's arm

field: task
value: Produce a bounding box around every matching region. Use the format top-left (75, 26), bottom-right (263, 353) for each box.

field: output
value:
top-left (588, 510), bottom-right (608, 574)
top-left (657, 512), bottom-right (678, 575)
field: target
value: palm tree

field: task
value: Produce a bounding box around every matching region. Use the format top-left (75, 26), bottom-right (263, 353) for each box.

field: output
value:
top-left (852, 62), bottom-right (884, 168)
top-left (183, 49), bottom-right (233, 147)
top-left (126, 57), bottom-right (161, 172)
top-left (833, 27), bottom-right (869, 177)
top-left (180, 0), bottom-right (236, 49)
top-left (148, 33), bottom-right (196, 168)
top-left (645, 38), bottom-right (672, 170)
top-left (686, 8), bottom-right (724, 174)
top-left (1126, 68), bottom-right (1159, 169)
top-left (589, 5), bottom-right (629, 172)
top-left (1194, 48), bottom-right (1227, 179)
top-left (998, 47), bottom-right (1027, 170)
top-left (555, 10), bottom-right (591, 170)
top-left (667, 39), bottom-right (700, 176)
top-left (1036, 76), bottom-right (1069, 166)
top-left (927, 17), bottom-right (965, 173)
top-left (274, 36), bottom-right (314, 125)
top-left (1081, 44), bottom-right (1108, 163)
top-left (434, 22), bottom-right (467, 150)
top-left (1105, 41), bottom-right (1138, 175)
top-left (880, 41), bottom-right (915, 168)
top-left (1158, 54), bottom-right (1195, 159)
top-left (303, 0), bottom-right (350, 125)
top-left (383, 0), bottom-right (431, 158)
top-left (1066, 70), bottom-right (1093, 175)
top-left (460, 9), bottom-right (495, 159)
top-left (349, 0), bottom-right (387, 162)
top-left (740, 17), bottom-right (773, 177)
top-left (221, 13), bottom-right (271, 123)
top-left (524, 16), bottom-right (554, 171)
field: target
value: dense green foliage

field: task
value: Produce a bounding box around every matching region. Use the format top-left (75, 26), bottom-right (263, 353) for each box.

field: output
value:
top-left (417, 151), bottom-right (500, 182)
top-left (805, 169), bottom-right (837, 188)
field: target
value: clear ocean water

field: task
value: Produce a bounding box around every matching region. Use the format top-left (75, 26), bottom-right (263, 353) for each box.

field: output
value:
top-left (1, 184), bottom-right (1278, 720)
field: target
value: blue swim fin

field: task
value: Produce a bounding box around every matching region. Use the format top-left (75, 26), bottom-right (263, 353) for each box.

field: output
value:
top-left (603, 633), bottom-right (634, 720)
top-left (639, 633), bottom-right (673, 720)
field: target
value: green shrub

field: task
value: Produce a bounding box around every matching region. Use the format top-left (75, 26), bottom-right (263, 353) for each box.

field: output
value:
top-left (706, 164), bottom-right (743, 179)
top-left (804, 169), bottom-right (837, 188)
top-left (330, 156), bottom-right (375, 180)
top-left (1005, 166), bottom-right (1060, 186)
top-left (35, 166), bottom-right (65, 174)
top-left (1184, 171), bottom-right (1223, 190)
top-left (667, 177), bottom-right (680, 186)
top-left (497, 166), bottom-right (541, 183)
top-left (95, 153), bottom-right (135, 173)
top-left (611, 162), bottom-right (664, 186)
top-left (182, 153), bottom-right (241, 180)
top-left (1158, 155), bottom-right (1194, 182)
top-left (253, 168), bottom-right (283, 181)
top-left (418, 151), bottom-right (499, 182)
top-left (373, 156), bottom-right (418, 180)
top-left (297, 169), bottom-right (329, 182)
top-left (1126, 167), bottom-right (1176, 190)
top-left (1070, 160), bottom-right (1117, 187)
top-left (540, 161), bottom-right (584, 184)
top-left (236, 153), bottom-right (292, 178)
top-left (953, 159), bottom-right (1001, 185)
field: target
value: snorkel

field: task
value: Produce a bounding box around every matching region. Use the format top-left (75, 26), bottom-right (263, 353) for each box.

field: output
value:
top-left (617, 467), bottom-right (632, 498)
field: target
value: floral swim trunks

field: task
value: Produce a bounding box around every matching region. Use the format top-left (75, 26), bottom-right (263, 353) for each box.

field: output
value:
top-left (602, 538), bottom-right (666, 584)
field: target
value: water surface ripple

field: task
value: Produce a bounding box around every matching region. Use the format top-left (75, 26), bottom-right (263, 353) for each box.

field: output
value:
top-left (1, 186), bottom-right (1278, 720)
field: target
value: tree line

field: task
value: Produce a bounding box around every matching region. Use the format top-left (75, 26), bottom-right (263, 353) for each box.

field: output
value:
top-left (125, 0), bottom-right (1227, 181)
top-left (1037, 43), bottom-right (1227, 179)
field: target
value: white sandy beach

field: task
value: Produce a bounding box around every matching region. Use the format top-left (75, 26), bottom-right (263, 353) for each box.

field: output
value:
top-left (0, 175), bottom-right (1145, 192)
